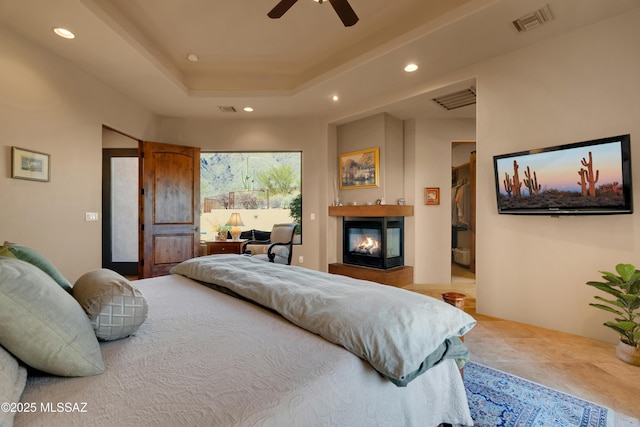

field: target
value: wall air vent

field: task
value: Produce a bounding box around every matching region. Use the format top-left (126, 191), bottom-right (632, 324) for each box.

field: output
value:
top-left (432, 87), bottom-right (476, 111)
top-left (218, 106), bottom-right (237, 113)
top-left (512, 4), bottom-right (554, 32)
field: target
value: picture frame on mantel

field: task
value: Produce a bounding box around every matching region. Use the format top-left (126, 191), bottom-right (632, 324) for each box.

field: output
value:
top-left (11, 146), bottom-right (50, 182)
top-left (425, 187), bottom-right (440, 205)
top-left (339, 147), bottom-right (379, 190)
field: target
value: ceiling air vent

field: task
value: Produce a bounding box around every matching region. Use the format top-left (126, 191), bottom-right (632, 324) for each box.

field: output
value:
top-left (218, 106), bottom-right (237, 113)
top-left (432, 87), bottom-right (476, 111)
top-left (512, 5), bottom-right (554, 32)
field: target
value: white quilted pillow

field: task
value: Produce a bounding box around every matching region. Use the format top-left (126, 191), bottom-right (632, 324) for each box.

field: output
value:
top-left (73, 269), bottom-right (148, 341)
top-left (0, 345), bottom-right (27, 427)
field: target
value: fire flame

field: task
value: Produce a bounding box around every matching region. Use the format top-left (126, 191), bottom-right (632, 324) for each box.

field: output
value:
top-left (355, 237), bottom-right (380, 255)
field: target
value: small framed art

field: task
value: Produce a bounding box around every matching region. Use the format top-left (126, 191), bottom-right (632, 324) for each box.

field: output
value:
top-left (11, 147), bottom-right (50, 182)
top-left (425, 187), bottom-right (440, 205)
top-left (339, 147), bottom-right (379, 190)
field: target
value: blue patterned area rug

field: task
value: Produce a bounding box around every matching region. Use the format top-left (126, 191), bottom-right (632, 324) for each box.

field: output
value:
top-left (463, 362), bottom-right (614, 427)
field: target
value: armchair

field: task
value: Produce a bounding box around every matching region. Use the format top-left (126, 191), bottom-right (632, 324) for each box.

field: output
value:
top-left (243, 223), bottom-right (297, 265)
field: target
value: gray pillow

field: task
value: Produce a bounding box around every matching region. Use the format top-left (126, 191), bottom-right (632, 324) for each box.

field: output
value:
top-left (0, 257), bottom-right (104, 377)
top-left (73, 269), bottom-right (148, 341)
top-left (0, 242), bottom-right (72, 292)
top-left (0, 344), bottom-right (27, 427)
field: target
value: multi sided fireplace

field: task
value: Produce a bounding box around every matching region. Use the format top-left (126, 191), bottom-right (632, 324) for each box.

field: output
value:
top-left (343, 216), bottom-right (404, 269)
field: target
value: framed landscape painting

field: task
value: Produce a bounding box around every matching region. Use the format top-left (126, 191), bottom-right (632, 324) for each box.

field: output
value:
top-left (425, 187), bottom-right (440, 205)
top-left (11, 147), bottom-right (50, 182)
top-left (339, 147), bottom-right (379, 190)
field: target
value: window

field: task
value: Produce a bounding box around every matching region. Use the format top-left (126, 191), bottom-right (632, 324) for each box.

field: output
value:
top-left (200, 152), bottom-right (302, 241)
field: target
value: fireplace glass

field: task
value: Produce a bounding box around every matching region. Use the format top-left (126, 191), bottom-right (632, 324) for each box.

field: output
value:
top-left (347, 226), bottom-right (382, 257)
top-left (343, 216), bottom-right (403, 269)
top-left (386, 227), bottom-right (401, 258)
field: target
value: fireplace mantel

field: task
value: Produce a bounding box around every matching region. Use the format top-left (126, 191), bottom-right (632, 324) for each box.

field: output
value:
top-left (328, 205), bottom-right (413, 217)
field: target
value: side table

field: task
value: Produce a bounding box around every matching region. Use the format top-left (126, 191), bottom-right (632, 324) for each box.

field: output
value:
top-left (205, 239), bottom-right (248, 255)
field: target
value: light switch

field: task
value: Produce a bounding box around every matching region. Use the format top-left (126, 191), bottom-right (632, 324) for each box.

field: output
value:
top-left (85, 212), bottom-right (99, 222)
top-left (310, 213), bottom-right (316, 220)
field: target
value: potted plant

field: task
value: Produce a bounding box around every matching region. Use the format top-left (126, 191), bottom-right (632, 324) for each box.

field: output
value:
top-left (586, 263), bottom-right (640, 365)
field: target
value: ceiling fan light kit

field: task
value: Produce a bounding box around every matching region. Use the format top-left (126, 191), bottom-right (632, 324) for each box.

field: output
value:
top-left (268, 0), bottom-right (359, 27)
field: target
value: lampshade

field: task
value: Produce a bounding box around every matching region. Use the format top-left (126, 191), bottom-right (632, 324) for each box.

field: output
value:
top-left (226, 213), bottom-right (244, 240)
top-left (225, 213), bottom-right (244, 227)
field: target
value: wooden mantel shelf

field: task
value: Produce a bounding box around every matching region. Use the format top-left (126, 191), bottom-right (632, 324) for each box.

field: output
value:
top-left (328, 204), bottom-right (414, 217)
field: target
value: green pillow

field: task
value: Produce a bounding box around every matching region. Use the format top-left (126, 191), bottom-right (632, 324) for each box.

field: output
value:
top-left (0, 243), bottom-right (72, 292)
top-left (0, 257), bottom-right (104, 377)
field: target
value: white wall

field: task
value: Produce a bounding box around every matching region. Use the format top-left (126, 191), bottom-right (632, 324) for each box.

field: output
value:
top-left (344, 9), bottom-right (640, 345)
top-left (0, 26), bottom-right (158, 282)
top-left (156, 117), bottom-right (330, 271)
top-left (335, 113), bottom-right (405, 206)
top-left (332, 113), bottom-right (407, 265)
top-left (408, 118), bottom-right (476, 284)
top-left (3, 8), bottom-right (640, 346)
top-left (452, 143), bottom-right (476, 168)
top-left (474, 11), bottom-right (640, 343)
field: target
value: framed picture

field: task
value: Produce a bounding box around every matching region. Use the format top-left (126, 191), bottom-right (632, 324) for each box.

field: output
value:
top-left (339, 147), bottom-right (379, 190)
top-left (11, 147), bottom-right (50, 182)
top-left (425, 187), bottom-right (440, 205)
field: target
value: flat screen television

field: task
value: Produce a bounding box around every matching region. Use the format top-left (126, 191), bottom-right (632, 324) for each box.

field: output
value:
top-left (493, 134), bottom-right (633, 215)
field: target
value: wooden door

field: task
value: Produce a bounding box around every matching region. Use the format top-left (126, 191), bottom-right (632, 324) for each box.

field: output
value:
top-left (139, 141), bottom-right (200, 278)
top-left (469, 150), bottom-right (476, 274)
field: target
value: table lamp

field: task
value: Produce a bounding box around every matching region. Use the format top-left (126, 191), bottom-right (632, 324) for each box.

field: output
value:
top-left (226, 213), bottom-right (244, 240)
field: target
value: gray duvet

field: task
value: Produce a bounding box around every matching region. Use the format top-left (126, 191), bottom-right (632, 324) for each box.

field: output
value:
top-left (171, 254), bottom-right (476, 386)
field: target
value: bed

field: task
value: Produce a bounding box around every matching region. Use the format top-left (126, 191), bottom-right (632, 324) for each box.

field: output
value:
top-left (1, 249), bottom-right (476, 427)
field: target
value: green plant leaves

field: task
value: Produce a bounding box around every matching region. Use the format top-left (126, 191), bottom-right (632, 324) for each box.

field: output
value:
top-left (616, 263), bottom-right (636, 282)
top-left (589, 303), bottom-right (623, 316)
top-left (605, 320), bottom-right (638, 332)
top-left (587, 263), bottom-right (640, 347)
top-left (586, 282), bottom-right (622, 298)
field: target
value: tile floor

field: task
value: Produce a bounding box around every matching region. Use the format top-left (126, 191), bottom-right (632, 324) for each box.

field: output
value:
top-left (403, 266), bottom-right (640, 422)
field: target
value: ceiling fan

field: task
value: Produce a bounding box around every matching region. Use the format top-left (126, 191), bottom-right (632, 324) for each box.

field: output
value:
top-left (268, 0), bottom-right (359, 27)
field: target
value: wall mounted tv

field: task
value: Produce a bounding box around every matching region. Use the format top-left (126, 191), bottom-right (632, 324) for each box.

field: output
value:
top-left (493, 134), bottom-right (633, 215)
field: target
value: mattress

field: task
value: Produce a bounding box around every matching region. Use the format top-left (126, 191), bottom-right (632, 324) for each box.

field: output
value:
top-left (16, 273), bottom-right (473, 426)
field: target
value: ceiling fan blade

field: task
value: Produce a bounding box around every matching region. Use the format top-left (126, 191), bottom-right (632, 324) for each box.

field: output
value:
top-left (268, 0), bottom-right (299, 19)
top-left (328, 0), bottom-right (359, 27)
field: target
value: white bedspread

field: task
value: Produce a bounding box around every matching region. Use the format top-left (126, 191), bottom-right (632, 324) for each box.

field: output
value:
top-left (17, 274), bottom-right (473, 427)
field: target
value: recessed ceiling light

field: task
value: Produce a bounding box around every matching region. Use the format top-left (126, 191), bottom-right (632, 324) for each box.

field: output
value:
top-left (187, 53), bottom-right (199, 62)
top-left (53, 27), bottom-right (75, 39)
top-left (243, 107), bottom-right (254, 112)
top-left (332, 95), bottom-right (339, 101)
top-left (404, 63), bottom-right (418, 72)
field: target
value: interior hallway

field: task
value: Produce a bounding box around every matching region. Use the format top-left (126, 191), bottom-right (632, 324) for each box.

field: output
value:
top-left (403, 276), bottom-right (640, 422)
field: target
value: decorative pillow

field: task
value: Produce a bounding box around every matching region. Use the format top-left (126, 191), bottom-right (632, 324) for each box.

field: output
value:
top-left (239, 229), bottom-right (271, 241)
top-left (239, 230), bottom-right (254, 240)
top-left (0, 344), bottom-right (27, 427)
top-left (270, 245), bottom-right (290, 258)
top-left (73, 269), bottom-right (148, 341)
top-left (253, 230), bottom-right (271, 241)
top-left (0, 257), bottom-right (104, 377)
top-left (0, 242), bottom-right (72, 292)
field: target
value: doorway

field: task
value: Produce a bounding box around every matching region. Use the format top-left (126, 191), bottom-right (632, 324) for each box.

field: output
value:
top-left (451, 141), bottom-right (476, 284)
top-left (101, 126), bottom-right (140, 277)
top-left (102, 148), bottom-right (138, 276)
